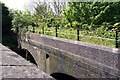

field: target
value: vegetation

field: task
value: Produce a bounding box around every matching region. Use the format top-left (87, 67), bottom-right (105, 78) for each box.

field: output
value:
top-left (63, 2), bottom-right (120, 30)
top-left (11, 10), bottom-right (34, 34)
top-left (35, 26), bottom-right (119, 48)
top-left (3, 1), bottom-right (119, 48)
top-left (0, 2), bottom-right (12, 35)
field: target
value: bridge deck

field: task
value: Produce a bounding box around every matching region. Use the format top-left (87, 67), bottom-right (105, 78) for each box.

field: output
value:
top-left (0, 43), bottom-right (53, 79)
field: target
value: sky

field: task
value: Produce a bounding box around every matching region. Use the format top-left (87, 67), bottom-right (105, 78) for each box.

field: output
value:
top-left (0, 0), bottom-right (67, 12)
top-left (0, 0), bottom-right (34, 11)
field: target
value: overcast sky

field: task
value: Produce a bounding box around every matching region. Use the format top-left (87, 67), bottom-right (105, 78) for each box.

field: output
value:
top-left (0, 0), bottom-right (44, 11)
top-left (0, 0), bottom-right (29, 11)
top-left (0, 0), bottom-right (67, 12)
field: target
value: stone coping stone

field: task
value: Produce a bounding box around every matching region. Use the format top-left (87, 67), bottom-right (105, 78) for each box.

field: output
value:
top-left (1, 51), bottom-right (33, 66)
top-left (28, 33), bottom-right (120, 53)
top-left (1, 66), bottom-right (52, 78)
top-left (0, 44), bottom-right (54, 79)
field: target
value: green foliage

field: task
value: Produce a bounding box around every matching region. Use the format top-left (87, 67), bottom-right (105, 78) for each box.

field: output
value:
top-left (2, 34), bottom-right (16, 49)
top-left (113, 22), bottom-right (120, 30)
top-left (63, 2), bottom-right (120, 30)
top-left (28, 2), bottom-right (120, 48)
top-left (33, 2), bottom-right (54, 28)
top-left (8, 1), bottom-right (120, 48)
top-left (47, 16), bottom-right (62, 28)
top-left (63, 2), bottom-right (92, 28)
top-left (34, 26), bottom-right (118, 48)
top-left (11, 10), bottom-right (33, 33)
top-left (0, 2), bottom-right (12, 35)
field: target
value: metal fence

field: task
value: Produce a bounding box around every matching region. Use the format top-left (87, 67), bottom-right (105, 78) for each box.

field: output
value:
top-left (30, 26), bottom-right (120, 48)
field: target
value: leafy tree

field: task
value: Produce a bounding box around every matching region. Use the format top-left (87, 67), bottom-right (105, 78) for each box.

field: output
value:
top-left (0, 2), bottom-right (12, 35)
top-left (63, 2), bottom-right (93, 28)
top-left (33, 2), bottom-right (54, 27)
top-left (11, 10), bottom-right (33, 33)
top-left (90, 2), bottom-right (120, 25)
top-left (63, 2), bottom-right (120, 30)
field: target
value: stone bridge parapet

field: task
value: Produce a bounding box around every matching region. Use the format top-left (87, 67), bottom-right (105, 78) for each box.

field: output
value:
top-left (19, 32), bottom-right (120, 78)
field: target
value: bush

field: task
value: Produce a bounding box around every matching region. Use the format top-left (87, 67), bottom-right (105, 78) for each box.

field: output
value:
top-left (1, 2), bottom-right (12, 35)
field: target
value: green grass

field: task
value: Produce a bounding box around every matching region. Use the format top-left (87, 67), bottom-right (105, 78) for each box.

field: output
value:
top-left (27, 26), bottom-right (120, 48)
